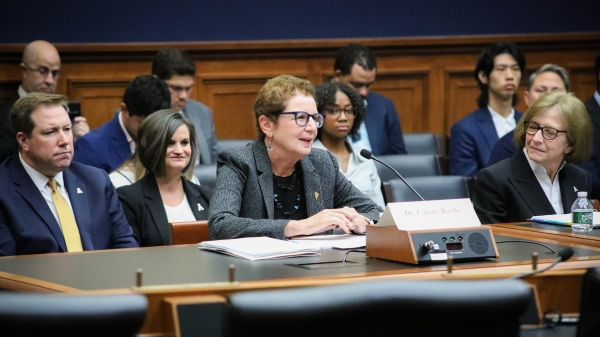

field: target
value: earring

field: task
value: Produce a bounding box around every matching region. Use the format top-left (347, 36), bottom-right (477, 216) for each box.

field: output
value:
top-left (266, 141), bottom-right (273, 151)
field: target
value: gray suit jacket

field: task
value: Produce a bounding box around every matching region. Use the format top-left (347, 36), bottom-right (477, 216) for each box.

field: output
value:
top-left (473, 150), bottom-right (591, 224)
top-left (208, 141), bottom-right (383, 240)
top-left (183, 99), bottom-right (218, 164)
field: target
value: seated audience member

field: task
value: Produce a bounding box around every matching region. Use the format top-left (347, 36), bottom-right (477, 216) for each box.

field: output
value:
top-left (153, 48), bottom-right (218, 164)
top-left (312, 82), bottom-right (385, 209)
top-left (473, 91), bottom-right (592, 224)
top-left (586, 55), bottom-right (600, 157)
top-left (117, 110), bottom-right (210, 247)
top-left (0, 93), bottom-right (137, 256)
top-left (0, 40), bottom-right (89, 164)
top-left (208, 75), bottom-right (382, 240)
top-left (487, 64), bottom-right (600, 199)
top-left (449, 42), bottom-right (526, 177)
top-left (333, 44), bottom-right (406, 155)
top-left (73, 75), bottom-right (170, 173)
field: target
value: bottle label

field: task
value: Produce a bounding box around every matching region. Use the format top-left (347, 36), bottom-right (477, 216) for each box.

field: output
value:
top-left (572, 211), bottom-right (593, 224)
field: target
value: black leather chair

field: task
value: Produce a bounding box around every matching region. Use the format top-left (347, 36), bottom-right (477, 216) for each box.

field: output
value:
top-left (375, 154), bottom-right (441, 183)
top-left (383, 175), bottom-right (470, 202)
top-left (576, 268), bottom-right (600, 337)
top-left (227, 279), bottom-right (531, 337)
top-left (194, 163), bottom-right (217, 191)
top-left (215, 139), bottom-right (253, 154)
top-left (403, 132), bottom-right (445, 156)
top-left (0, 293), bottom-right (147, 337)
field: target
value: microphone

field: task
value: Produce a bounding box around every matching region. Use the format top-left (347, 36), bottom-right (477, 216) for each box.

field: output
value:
top-left (360, 149), bottom-right (425, 201)
top-left (509, 247), bottom-right (574, 279)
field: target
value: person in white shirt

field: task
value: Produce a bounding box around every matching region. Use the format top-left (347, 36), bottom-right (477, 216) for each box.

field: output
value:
top-left (313, 82), bottom-right (385, 209)
top-left (117, 110), bottom-right (210, 247)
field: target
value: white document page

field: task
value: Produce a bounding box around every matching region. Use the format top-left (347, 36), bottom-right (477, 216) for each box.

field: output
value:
top-left (291, 234), bottom-right (366, 249)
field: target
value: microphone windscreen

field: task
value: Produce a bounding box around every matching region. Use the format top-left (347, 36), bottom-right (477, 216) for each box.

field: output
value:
top-left (559, 247), bottom-right (574, 261)
top-left (360, 149), bottom-right (373, 159)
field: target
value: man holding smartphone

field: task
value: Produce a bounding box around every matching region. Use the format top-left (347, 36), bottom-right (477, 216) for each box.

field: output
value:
top-left (0, 40), bottom-right (90, 164)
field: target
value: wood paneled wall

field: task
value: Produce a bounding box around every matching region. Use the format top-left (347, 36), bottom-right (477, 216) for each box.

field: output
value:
top-left (1, 33), bottom-right (598, 140)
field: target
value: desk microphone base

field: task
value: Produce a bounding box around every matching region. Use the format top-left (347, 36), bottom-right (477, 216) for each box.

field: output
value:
top-left (366, 225), bottom-right (499, 264)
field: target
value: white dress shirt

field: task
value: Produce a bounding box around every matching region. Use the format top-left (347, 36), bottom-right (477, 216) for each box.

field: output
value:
top-left (523, 148), bottom-right (566, 214)
top-left (488, 106), bottom-right (516, 139)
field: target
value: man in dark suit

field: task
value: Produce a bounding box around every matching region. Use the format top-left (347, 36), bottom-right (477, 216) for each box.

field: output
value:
top-left (73, 75), bottom-right (170, 173)
top-left (0, 92), bottom-right (138, 256)
top-left (449, 42), bottom-right (526, 177)
top-left (0, 40), bottom-right (90, 164)
top-left (332, 44), bottom-right (406, 156)
top-left (586, 55), bottom-right (600, 155)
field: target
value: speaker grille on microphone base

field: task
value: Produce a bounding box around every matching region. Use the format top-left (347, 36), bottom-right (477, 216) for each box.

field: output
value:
top-left (468, 232), bottom-right (489, 255)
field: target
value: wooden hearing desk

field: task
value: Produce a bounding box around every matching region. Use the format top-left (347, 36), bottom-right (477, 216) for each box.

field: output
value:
top-left (0, 230), bottom-right (600, 336)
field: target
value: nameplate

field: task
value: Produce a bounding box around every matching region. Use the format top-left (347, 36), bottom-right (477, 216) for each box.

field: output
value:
top-left (376, 198), bottom-right (481, 231)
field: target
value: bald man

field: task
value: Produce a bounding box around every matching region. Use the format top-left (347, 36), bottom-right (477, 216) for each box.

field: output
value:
top-left (0, 40), bottom-right (89, 164)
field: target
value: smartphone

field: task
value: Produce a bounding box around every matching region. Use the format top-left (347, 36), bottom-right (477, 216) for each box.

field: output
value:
top-left (67, 101), bottom-right (82, 122)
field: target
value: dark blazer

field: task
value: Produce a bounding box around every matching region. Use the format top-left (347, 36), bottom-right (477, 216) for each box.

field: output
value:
top-left (208, 141), bottom-right (383, 240)
top-left (0, 96), bottom-right (19, 165)
top-left (73, 114), bottom-right (131, 173)
top-left (117, 174), bottom-right (210, 247)
top-left (0, 157), bottom-right (138, 256)
top-left (449, 107), bottom-right (523, 177)
top-left (586, 96), bottom-right (600, 155)
top-left (351, 91), bottom-right (406, 156)
top-left (488, 130), bottom-right (600, 199)
top-left (473, 150), bottom-right (591, 224)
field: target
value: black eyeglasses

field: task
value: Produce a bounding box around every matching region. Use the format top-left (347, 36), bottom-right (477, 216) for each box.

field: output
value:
top-left (280, 111), bottom-right (325, 128)
top-left (525, 121), bottom-right (567, 140)
top-left (323, 107), bottom-right (356, 119)
top-left (23, 64), bottom-right (61, 78)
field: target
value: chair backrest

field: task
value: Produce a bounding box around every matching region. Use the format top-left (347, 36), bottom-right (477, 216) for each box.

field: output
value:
top-left (227, 279), bottom-right (530, 337)
top-left (576, 268), bottom-right (600, 337)
top-left (169, 220), bottom-right (211, 245)
top-left (194, 163), bottom-right (217, 191)
top-left (215, 139), bottom-right (253, 154)
top-left (375, 154), bottom-right (441, 183)
top-left (403, 133), bottom-right (445, 156)
top-left (383, 175), bottom-right (470, 202)
top-left (0, 293), bottom-right (147, 337)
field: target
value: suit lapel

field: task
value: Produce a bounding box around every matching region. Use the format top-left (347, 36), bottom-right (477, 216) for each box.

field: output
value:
top-left (300, 155), bottom-right (323, 217)
top-left (474, 108), bottom-right (499, 152)
top-left (182, 179), bottom-right (208, 219)
top-left (109, 116), bottom-right (133, 165)
top-left (510, 151), bottom-right (556, 215)
top-left (10, 159), bottom-right (67, 252)
top-left (253, 141), bottom-right (275, 219)
top-left (63, 169), bottom-right (93, 250)
top-left (587, 98), bottom-right (600, 133)
top-left (141, 175), bottom-right (170, 245)
top-left (559, 165), bottom-right (586, 211)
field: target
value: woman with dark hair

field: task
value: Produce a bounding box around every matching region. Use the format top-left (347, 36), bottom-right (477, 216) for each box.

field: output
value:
top-left (313, 82), bottom-right (384, 208)
top-left (473, 91), bottom-right (593, 224)
top-left (117, 110), bottom-right (210, 246)
top-left (208, 75), bottom-right (382, 240)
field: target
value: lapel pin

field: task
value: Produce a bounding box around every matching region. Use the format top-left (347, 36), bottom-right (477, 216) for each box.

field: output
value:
top-left (197, 203), bottom-right (204, 212)
top-left (574, 186), bottom-right (578, 192)
top-left (76, 188), bottom-right (83, 194)
top-left (314, 192), bottom-right (319, 201)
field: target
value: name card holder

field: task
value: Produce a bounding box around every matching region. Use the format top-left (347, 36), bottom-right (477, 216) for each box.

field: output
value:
top-left (366, 200), bottom-right (499, 265)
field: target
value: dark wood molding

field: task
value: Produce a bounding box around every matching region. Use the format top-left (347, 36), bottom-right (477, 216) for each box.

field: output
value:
top-left (1, 32), bottom-right (598, 62)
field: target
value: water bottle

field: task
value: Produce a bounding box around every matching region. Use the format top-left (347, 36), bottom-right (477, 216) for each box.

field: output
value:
top-left (571, 191), bottom-right (594, 232)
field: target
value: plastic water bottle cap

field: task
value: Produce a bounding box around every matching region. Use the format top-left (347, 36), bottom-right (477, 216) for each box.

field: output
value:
top-left (577, 191), bottom-right (588, 197)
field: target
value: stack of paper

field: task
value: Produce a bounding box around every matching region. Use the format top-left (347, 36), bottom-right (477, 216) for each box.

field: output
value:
top-left (530, 212), bottom-right (600, 228)
top-left (290, 234), bottom-right (366, 249)
top-left (199, 237), bottom-right (321, 260)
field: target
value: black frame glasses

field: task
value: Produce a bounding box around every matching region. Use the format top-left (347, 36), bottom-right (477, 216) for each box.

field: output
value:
top-left (323, 107), bottom-right (356, 119)
top-left (280, 111), bottom-right (325, 128)
top-left (525, 121), bottom-right (567, 140)
top-left (23, 63), bottom-right (61, 78)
